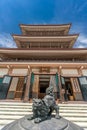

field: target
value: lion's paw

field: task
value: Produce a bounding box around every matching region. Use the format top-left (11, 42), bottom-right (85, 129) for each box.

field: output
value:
top-left (34, 118), bottom-right (41, 123)
top-left (55, 114), bottom-right (60, 119)
top-left (27, 114), bottom-right (34, 120)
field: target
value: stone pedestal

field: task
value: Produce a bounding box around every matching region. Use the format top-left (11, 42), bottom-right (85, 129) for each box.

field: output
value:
top-left (2, 115), bottom-right (83, 130)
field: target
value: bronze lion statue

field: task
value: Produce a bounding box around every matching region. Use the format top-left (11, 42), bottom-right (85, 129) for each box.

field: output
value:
top-left (28, 98), bottom-right (50, 123)
top-left (28, 86), bottom-right (60, 123)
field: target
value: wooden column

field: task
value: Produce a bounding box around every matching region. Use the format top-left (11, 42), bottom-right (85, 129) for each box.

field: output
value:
top-left (79, 66), bottom-right (84, 76)
top-left (24, 66), bottom-right (31, 102)
top-left (58, 66), bottom-right (62, 102)
top-left (7, 65), bottom-right (12, 75)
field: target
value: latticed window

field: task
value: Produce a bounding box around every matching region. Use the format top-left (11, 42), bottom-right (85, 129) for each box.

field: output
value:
top-left (3, 76), bottom-right (11, 84)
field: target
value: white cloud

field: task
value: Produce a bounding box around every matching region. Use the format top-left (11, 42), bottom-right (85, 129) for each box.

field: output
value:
top-left (74, 35), bottom-right (87, 48)
top-left (0, 33), bottom-right (17, 48)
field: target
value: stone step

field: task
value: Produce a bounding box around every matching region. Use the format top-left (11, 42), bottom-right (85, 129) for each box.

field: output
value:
top-left (0, 102), bottom-right (30, 105)
top-left (0, 115), bottom-right (87, 122)
top-left (60, 107), bottom-right (87, 110)
top-left (60, 113), bottom-right (87, 117)
top-left (73, 122), bottom-right (87, 128)
top-left (0, 114), bottom-right (87, 124)
top-left (0, 106), bottom-right (87, 112)
top-left (1, 107), bottom-right (87, 112)
top-left (0, 115), bottom-right (87, 123)
top-left (0, 111), bottom-right (87, 117)
top-left (0, 114), bottom-right (87, 119)
top-left (60, 110), bottom-right (87, 113)
top-left (0, 109), bottom-right (87, 116)
top-left (0, 115), bottom-right (23, 120)
top-left (0, 105), bottom-right (87, 110)
top-left (0, 102), bottom-right (87, 130)
top-left (0, 102), bottom-right (87, 106)
top-left (0, 105), bottom-right (87, 108)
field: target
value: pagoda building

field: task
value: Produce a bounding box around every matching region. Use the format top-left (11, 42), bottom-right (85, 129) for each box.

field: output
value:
top-left (0, 23), bottom-right (87, 102)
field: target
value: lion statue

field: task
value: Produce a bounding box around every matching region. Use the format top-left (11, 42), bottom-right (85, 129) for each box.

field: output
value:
top-left (28, 86), bottom-right (60, 123)
top-left (28, 98), bottom-right (50, 123)
top-left (43, 86), bottom-right (60, 119)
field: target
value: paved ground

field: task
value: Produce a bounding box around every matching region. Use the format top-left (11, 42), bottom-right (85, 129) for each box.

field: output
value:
top-left (0, 126), bottom-right (4, 130)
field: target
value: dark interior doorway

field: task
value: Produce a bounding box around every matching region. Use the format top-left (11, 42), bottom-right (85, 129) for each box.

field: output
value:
top-left (39, 81), bottom-right (49, 93)
top-left (38, 75), bottom-right (50, 99)
top-left (64, 78), bottom-right (74, 101)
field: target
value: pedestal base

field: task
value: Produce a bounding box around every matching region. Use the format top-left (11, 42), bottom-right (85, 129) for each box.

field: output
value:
top-left (2, 115), bottom-right (83, 130)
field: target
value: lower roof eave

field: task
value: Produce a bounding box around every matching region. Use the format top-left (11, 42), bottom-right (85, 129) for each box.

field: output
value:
top-left (0, 62), bottom-right (87, 68)
top-left (0, 48), bottom-right (87, 59)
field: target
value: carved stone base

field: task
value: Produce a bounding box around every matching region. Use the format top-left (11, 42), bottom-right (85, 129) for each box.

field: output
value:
top-left (2, 115), bottom-right (83, 130)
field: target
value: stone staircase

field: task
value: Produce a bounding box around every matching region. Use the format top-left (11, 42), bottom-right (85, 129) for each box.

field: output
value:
top-left (0, 102), bottom-right (87, 130)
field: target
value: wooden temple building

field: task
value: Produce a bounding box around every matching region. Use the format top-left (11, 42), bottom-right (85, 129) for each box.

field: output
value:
top-left (0, 23), bottom-right (87, 102)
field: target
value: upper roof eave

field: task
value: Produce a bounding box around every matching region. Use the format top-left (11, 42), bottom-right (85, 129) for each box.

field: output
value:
top-left (0, 48), bottom-right (87, 51)
top-left (12, 34), bottom-right (79, 48)
top-left (12, 34), bottom-right (78, 42)
top-left (19, 23), bottom-right (72, 35)
top-left (12, 33), bottom-right (79, 37)
top-left (19, 23), bottom-right (72, 27)
top-left (12, 34), bottom-right (79, 41)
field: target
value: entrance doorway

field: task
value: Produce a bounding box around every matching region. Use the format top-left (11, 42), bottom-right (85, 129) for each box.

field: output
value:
top-left (38, 75), bottom-right (50, 98)
top-left (31, 73), bottom-right (59, 99)
top-left (64, 78), bottom-right (74, 101)
top-left (62, 77), bottom-right (83, 101)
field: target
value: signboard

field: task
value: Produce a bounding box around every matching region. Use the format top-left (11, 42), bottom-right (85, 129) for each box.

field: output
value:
top-left (61, 69), bottom-right (78, 76)
top-left (12, 69), bottom-right (28, 75)
top-left (82, 69), bottom-right (87, 76)
top-left (0, 69), bottom-right (8, 76)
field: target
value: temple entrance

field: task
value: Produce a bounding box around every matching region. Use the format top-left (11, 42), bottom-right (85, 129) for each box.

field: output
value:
top-left (61, 77), bottom-right (83, 101)
top-left (31, 73), bottom-right (59, 99)
top-left (64, 78), bottom-right (74, 101)
top-left (38, 75), bottom-right (50, 98)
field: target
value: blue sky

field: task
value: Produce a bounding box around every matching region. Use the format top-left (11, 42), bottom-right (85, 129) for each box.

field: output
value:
top-left (0, 0), bottom-right (87, 48)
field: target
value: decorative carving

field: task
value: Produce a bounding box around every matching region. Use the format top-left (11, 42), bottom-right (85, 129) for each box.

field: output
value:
top-left (40, 67), bottom-right (50, 73)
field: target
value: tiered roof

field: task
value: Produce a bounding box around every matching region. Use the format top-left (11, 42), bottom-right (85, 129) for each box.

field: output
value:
top-left (20, 24), bottom-right (71, 35)
top-left (0, 23), bottom-right (87, 61)
top-left (13, 35), bottom-right (78, 48)
top-left (12, 23), bottom-right (78, 49)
